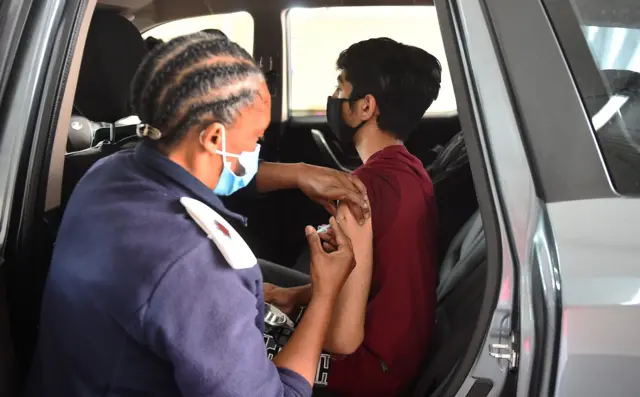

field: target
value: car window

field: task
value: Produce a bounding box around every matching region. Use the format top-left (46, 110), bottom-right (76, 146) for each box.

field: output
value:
top-left (142, 12), bottom-right (254, 55)
top-left (285, 6), bottom-right (455, 118)
top-left (547, 1), bottom-right (640, 195)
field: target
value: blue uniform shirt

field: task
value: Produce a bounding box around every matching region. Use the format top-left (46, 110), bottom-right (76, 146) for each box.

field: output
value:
top-left (28, 143), bottom-right (311, 397)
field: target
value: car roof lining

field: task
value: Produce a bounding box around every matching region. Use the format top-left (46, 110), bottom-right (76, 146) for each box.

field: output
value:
top-left (98, 0), bottom-right (436, 31)
top-left (95, 0), bottom-right (640, 36)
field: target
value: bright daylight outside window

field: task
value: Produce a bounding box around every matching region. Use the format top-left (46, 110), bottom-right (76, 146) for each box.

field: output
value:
top-left (286, 6), bottom-right (455, 117)
top-left (142, 12), bottom-right (254, 55)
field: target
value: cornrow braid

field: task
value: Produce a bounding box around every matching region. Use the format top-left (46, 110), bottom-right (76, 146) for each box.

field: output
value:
top-left (129, 32), bottom-right (264, 147)
top-left (129, 34), bottom-right (193, 116)
top-left (138, 36), bottom-right (217, 120)
top-left (148, 39), bottom-right (254, 119)
top-left (156, 64), bottom-right (258, 130)
top-left (169, 94), bottom-right (252, 141)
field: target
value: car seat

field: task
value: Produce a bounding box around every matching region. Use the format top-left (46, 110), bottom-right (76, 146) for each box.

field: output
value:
top-left (73, 9), bottom-right (146, 124)
top-left (61, 9), bottom-right (147, 212)
top-left (427, 130), bottom-right (478, 262)
top-left (411, 211), bottom-right (486, 396)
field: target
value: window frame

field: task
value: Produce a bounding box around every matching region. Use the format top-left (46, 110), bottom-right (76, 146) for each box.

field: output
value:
top-left (477, 0), bottom-right (616, 203)
top-left (0, 0), bottom-right (95, 383)
top-left (543, 0), bottom-right (640, 197)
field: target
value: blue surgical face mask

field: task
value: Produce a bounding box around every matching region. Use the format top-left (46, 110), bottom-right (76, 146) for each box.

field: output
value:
top-left (210, 126), bottom-right (261, 196)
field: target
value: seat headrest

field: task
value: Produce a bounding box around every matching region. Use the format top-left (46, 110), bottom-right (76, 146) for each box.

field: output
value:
top-left (74, 10), bottom-right (147, 123)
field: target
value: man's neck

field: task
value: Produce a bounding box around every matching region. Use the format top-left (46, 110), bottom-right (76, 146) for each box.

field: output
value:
top-left (354, 126), bottom-right (403, 163)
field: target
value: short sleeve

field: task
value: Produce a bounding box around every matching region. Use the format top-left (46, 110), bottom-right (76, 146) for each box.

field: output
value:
top-left (352, 167), bottom-right (400, 237)
top-left (142, 242), bottom-right (312, 397)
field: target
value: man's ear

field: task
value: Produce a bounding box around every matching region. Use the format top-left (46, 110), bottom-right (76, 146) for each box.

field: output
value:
top-left (199, 123), bottom-right (224, 155)
top-left (360, 94), bottom-right (378, 121)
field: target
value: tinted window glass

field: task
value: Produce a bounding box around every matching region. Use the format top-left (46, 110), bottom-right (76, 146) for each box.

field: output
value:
top-left (285, 6), bottom-right (455, 117)
top-left (547, 0), bottom-right (640, 194)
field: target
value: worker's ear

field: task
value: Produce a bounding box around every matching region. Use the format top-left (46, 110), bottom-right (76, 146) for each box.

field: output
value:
top-left (200, 123), bottom-right (224, 154)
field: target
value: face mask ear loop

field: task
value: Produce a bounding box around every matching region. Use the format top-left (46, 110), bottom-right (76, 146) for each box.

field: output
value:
top-left (202, 126), bottom-right (231, 168)
top-left (219, 125), bottom-right (230, 168)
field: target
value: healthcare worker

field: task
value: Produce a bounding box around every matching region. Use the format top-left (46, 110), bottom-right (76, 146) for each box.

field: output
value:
top-left (27, 33), bottom-right (369, 397)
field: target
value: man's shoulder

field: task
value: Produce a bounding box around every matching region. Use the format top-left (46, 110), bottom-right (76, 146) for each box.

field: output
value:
top-left (353, 155), bottom-right (432, 198)
top-left (353, 149), bottom-right (434, 234)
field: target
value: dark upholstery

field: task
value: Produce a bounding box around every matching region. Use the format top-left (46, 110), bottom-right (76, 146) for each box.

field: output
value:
top-left (73, 10), bottom-right (146, 123)
top-left (427, 131), bottom-right (478, 261)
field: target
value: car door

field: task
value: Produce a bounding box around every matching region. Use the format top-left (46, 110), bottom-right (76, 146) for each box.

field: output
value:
top-left (487, 0), bottom-right (640, 395)
top-left (439, 0), bottom-right (640, 396)
top-left (0, 0), bottom-right (39, 393)
top-left (426, 0), bottom-right (592, 394)
top-left (0, 0), bottom-right (92, 392)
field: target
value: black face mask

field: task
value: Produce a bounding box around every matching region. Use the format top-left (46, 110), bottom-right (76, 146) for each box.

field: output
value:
top-left (326, 96), bottom-right (366, 145)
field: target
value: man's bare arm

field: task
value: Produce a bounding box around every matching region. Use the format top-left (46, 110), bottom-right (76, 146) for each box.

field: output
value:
top-left (323, 202), bottom-right (373, 354)
top-left (264, 204), bottom-right (373, 354)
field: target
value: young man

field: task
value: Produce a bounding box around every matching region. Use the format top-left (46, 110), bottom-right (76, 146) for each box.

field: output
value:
top-left (264, 38), bottom-right (442, 396)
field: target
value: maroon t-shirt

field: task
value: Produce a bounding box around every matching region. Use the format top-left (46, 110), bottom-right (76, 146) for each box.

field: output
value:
top-left (327, 145), bottom-right (438, 396)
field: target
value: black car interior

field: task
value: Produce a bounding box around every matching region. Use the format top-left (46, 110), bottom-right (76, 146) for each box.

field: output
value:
top-left (6, 4), bottom-right (488, 396)
top-left (61, 10), bottom-right (148, 213)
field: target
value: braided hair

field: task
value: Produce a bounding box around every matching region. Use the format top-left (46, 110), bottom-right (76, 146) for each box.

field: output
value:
top-left (201, 29), bottom-right (228, 40)
top-left (129, 32), bottom-right (264, 147)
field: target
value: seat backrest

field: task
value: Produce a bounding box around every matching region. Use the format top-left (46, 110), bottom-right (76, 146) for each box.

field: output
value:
top-left (427, 131), bottom-right (467, 183)
top-left (62, 9), bottom-right (146, 207)
top-left (426, 131), bottom-right (478, 262)
top-left (411, 210), bottom-right (486, 396)
top-left (73, 9), bottom-right (146, 124)
top-left (67, 9), bottom-right (145, 153)
top-left (437, 211), bottom-right (484, 302)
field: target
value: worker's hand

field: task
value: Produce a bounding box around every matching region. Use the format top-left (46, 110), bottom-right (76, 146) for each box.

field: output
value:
top-left (296, 164), bottom-right (370, 225)
top-left (307, 217), bottom-right (356, 301)
top-left (317, 224), bottom-right (338, 253)
top-left (263, 283), bottom-right (299, 316)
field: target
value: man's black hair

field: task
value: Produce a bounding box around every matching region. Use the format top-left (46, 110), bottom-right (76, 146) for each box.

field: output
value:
top-left (337, 37), bottom-right (442, 140)
top-left (129, 32), bottom-right (264, 147)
